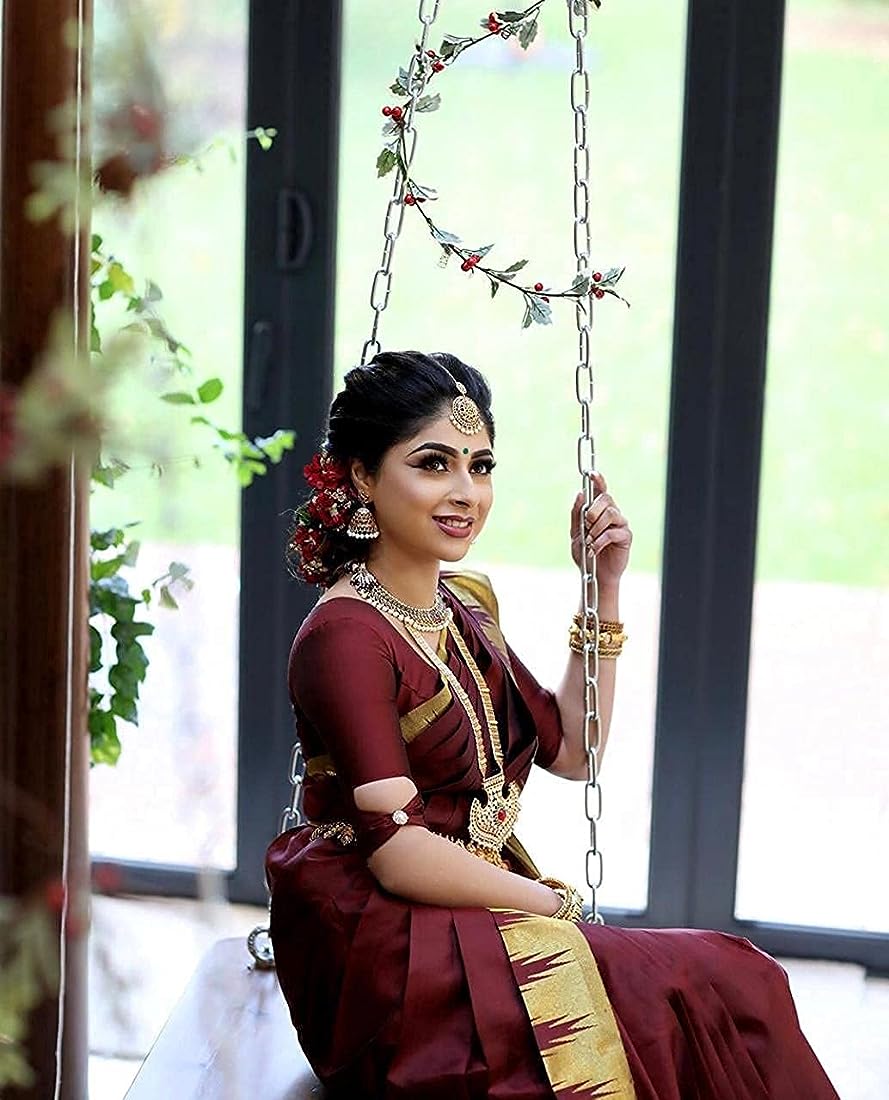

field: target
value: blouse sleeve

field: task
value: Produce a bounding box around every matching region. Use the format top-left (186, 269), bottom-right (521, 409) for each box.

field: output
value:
top-left (505, 640), bottom-right (565, 770)
top-left (289, 612), bottom-right (429, 857)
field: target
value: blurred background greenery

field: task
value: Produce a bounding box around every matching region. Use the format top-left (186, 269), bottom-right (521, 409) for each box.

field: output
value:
top-left (89, 0), bottom-right (888, 586)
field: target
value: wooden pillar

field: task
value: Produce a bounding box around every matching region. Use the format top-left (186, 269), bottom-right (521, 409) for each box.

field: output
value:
top-left (0, 1), bottom-right (92, 1097)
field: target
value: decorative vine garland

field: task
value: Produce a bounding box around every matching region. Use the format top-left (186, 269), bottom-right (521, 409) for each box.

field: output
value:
top-left (376, 0), bottom-right (627, 328)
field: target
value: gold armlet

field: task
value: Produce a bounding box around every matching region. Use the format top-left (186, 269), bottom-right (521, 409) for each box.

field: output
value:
top-left (538, 875), bottom-right (584, 921)
top-left (568, 615), bottom-right (627, 659)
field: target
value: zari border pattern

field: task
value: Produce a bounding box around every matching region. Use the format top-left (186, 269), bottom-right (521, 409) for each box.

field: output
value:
top-left (491, 910), bottom-right (636, 1099)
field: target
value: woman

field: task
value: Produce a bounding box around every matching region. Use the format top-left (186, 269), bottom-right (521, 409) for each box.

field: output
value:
top-left (267, 350), bottom-right (838, 1099)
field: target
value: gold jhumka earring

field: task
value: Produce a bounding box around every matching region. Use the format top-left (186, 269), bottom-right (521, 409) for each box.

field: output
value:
top-left (346, 491), bottom-right (380, 539)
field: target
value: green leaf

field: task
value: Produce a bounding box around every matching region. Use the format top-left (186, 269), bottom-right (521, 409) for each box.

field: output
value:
top-left (490, 280), bottom-right (500, 299)
top-left (389, 81), bottom-right (410, 97)
top-left (255, 429), bottom-right (296, 463)
top-left (518, 18), bottom-right (538, 49)
top-left (107, 261), bottom-right (135, 297)
top-left (160, 391), bottom-right (196, 405)
top-left (376, 148), bottom-right (398, 178)
top-left (145, 280), bottom-right (163, 303)
top-left (111, 619), bottom-right (154, 645)
top-left (499, 10), bottom-right (526, 21)
top-left (110, 693), bottom-right (138, 723)
top-left (90, 555), bottom-right (126, 581)
top-left (91, 233), bottom-right (103, 252)
top-left (571, 273), bottom-right (591, 296)
top-left (90, 527), bottom-right (126, 551)
top-left (197, 377), bottom-right (224, 403)
top-left (415, 93), bottom-right (441, 113)
top-left (168, 562), bottom-right (191, 583)
top-left (504, 259), bottom-right (528, 274)
top-left (527, 296), bottom-right (553, 326)
top-left (122, 540), bottom-right (140, 567)
top-left (88, 708), bottom-right (121, 766)
top-left (601, 265), bottom-right (625, 285)
top-left (88, 625), bottom-right (103, 673)
top-left (431, 225), bottom-right (462, 246)
top-left (472, 243), bottom-right (496, 260)
top-left (109, 663), bottom-right (139, 696)
top-left (158, 585), bottom-right (178, 610)
top-left (141, 587), bottom-right (152, 605)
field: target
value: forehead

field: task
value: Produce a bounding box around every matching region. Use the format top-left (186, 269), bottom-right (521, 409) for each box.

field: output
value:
top-left (397, 409), bottom-right (493, 453)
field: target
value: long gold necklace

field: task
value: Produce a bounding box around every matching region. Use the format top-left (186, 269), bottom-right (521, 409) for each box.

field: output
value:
top-left (405, 619), bottom-right (521, 867)
top-left (348, 563), bottom-right (520, 866)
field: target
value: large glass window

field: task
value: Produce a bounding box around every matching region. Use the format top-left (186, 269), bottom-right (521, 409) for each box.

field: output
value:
top-left (335, 0), bottom-right (688, 910)
top-left (89, 0), bottom-right (248, 870)
top-left (736, 0), bottom-right (889, 932)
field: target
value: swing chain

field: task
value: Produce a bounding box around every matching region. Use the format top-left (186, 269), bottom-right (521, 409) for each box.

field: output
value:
top-left (247, 736), bottom-right (307, 967)
top-left (362, 0), bottom-right (442, 365)
top-left (567, 0), bottom-right (605, 925)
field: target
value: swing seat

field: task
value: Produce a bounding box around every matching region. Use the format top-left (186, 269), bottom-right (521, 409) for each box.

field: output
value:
top-left (124, 938), bottom-right (324, 1098)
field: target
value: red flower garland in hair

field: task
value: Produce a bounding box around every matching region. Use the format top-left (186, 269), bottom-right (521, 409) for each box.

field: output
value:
top-left (289, 449), bottom-right (358, 584)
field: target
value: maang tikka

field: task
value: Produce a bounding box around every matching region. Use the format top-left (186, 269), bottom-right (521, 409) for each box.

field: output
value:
top-left (436, 363), bottom-right (484, 436)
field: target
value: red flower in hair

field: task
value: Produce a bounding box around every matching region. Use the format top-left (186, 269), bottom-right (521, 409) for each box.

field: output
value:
top-left (307, 486), bottom-right (352, 530)
top-left (303, 451), bottom-right (349, 490)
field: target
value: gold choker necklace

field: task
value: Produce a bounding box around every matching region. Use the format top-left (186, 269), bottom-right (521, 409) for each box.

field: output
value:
top-left (348, 562), bottom-right (452, 632)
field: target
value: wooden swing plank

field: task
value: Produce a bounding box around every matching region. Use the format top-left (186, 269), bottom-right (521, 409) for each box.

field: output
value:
top-left (124, 938), bottom-right (324, 1099)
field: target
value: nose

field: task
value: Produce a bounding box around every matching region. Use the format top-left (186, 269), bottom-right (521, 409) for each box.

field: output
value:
top-left (448, 464), bottom-right (478, 510)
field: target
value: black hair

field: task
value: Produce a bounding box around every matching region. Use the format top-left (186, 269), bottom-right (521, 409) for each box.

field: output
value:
top-left (286, 350), bottom-right (495, 588)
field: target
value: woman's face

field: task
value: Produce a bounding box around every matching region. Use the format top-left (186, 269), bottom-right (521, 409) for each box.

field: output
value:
top-left (355, 405), bottom-right (495, 565)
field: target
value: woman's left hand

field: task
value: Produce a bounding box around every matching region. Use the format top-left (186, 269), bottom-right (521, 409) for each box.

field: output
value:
top-left (570, 472), bottom-right (632, 588)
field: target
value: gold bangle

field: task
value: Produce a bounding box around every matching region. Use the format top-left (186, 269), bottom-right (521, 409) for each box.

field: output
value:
top-left (538, 876), bottom-right (584, 921)
top-left (568, 619), bottom-right (627, 658)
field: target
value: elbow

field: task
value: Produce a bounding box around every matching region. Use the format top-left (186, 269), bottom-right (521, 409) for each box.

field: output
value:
top-left (365, 826), bottom-right (423, 895)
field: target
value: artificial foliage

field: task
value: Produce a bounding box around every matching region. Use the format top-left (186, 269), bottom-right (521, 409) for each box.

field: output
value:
top-left (375, 1), bottom-right (627, 327)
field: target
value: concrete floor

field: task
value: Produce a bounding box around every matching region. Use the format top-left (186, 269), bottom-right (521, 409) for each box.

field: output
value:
top-left (87, 895), bottom-right (889, 1100)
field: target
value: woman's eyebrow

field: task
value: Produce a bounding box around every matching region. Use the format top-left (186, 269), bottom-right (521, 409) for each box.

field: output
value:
top-left (407, 442), bottom-right (494, 458)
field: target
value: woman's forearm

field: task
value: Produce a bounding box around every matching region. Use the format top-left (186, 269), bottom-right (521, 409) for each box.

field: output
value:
top-left (369, 825), bottom-right (561, 915)
top-left (553, 582), bottom-right (620, 778)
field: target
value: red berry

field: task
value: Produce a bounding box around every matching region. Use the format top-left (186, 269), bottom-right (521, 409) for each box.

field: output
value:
top-left (542, 296), bottom-right (550, 302)
top-left (433, 62), bottom-right (445, 73)
top-left (593, 271), bottom-right (602, 282)
top-left (426, 49), bottom-right (436, 57)
top-left (382, 106), bottom-right (392, 117)
top-left (594, 288), bottom-right (605, 299)
top-left (461, 259), bottom-right (472, 272)
top-left (404, 194), bottom-right (416, 205)
top-left (391, 106), bottom-right (403, 121)
top-left (534, 282), bottom-right (543, 292)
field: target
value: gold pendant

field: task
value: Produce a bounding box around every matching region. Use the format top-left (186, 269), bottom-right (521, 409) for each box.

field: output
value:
top-left (468, 773), bottom-right (521, 859)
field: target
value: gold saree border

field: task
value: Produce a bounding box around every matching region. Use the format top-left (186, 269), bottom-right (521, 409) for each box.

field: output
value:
top-left (490, 910), bottom-right (636, 1099)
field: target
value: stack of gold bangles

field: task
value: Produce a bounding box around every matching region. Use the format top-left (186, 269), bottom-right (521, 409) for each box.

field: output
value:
top-left (537, 876), bottom-right (585, 921)
top-left (568, 613), bottom-right (627, 659)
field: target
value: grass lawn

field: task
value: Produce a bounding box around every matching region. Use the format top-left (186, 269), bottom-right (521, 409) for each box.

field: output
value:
top-left (89, 0), bottom-right (888, 587)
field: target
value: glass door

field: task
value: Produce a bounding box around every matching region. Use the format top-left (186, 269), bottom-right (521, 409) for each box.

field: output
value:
top-left (736, 0), bottom-right (889, 934)
top-left (89, 0), bottom-right (248, 872)
top-left (333, 0), bottom-right (689, 911)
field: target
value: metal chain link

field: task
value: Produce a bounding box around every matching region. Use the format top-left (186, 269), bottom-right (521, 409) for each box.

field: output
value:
top-left (361, 0), bottom-right (442, 364)
top-left (567, 0), bottom-right (605, 926)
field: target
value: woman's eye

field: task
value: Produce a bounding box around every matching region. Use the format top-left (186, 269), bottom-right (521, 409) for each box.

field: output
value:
top-left (417, 454), bottom-right (496, 474)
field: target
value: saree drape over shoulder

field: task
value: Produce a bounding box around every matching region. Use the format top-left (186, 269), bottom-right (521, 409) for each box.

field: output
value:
top-left (267, 572), bottom-right (839, 1100)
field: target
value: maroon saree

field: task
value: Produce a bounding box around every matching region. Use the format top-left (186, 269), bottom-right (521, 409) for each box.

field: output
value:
top-left (267, 571), bottom-right (839, 1099)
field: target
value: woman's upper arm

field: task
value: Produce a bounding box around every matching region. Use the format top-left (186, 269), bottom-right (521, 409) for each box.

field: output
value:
top-left (290, 615), bottom-right (412, 791)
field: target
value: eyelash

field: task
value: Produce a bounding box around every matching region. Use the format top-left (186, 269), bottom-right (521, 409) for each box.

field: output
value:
top-left (417, 453), bottom-right (496, 475)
